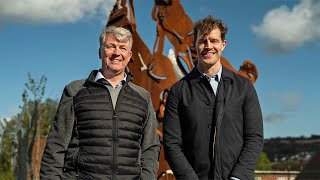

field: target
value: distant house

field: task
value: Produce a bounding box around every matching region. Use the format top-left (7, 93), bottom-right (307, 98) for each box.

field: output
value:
top-left (255, 170), bottom-right (299, 180)
top-left (295, 151), bottom-right (320, 180)
top-left (255, 151), bottom-right (320, 180)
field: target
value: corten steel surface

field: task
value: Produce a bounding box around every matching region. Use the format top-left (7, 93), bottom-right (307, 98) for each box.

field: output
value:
top-left (106, 0), bottom-right (258, 179)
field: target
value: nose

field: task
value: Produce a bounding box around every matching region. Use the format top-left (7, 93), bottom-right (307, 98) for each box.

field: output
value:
top-left (204, 39), bottom-right (213, 49)
top-left (112, 47), bottom-right (120, 54)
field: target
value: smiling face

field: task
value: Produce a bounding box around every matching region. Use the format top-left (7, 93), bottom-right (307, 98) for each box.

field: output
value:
top-left (196, 27), bottom-right (227, 74)
top-left (99, 34), bottom-right (132, 78)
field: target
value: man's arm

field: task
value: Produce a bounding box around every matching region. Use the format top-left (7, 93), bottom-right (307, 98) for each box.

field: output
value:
top-left (140, 95), bottom-right (161, 180)
top-left (163, 87), bottom-right (199, 180)
top-left (40, 86), bottom-right (75, 180)
top-left (230, 82), bottom-right (264, 180)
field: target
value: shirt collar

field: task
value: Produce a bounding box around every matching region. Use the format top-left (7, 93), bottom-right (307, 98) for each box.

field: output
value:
top-left (95, 70), bottom-right (127, 86)
top-left (197, 65), bottom-right (222, 82)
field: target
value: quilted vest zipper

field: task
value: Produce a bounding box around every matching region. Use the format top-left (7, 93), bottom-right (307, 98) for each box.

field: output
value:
top-left (112, 112), bottom-right (118, 179)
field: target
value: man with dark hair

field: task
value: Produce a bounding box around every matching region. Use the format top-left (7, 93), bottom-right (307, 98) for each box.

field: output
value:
top-left (163, 16), bottom-right (263, 180)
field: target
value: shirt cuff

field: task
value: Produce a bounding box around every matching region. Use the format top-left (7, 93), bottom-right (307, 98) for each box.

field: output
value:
top-left (230, 177), bottom-right (240, 180)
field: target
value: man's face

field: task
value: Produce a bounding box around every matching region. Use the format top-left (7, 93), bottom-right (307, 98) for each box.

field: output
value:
top-left (195, 28), bottom-right (226, 69)
top-left (99, 34), bottom-right (132, 75)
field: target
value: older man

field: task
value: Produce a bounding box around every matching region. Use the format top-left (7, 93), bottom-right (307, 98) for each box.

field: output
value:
top-left (41, 26), bottom-right (160, 180)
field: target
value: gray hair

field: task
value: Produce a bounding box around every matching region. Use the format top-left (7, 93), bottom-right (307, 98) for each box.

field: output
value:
top-left (99, 26), bottom-right (133, 49)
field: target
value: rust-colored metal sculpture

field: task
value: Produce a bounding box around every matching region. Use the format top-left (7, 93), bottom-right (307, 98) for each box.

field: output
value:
top-left (106, 0), bottom-right (258, 179)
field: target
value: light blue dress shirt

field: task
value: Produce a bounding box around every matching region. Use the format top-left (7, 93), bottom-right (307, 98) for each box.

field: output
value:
top-left (197, 65), bottom-right (222, 95)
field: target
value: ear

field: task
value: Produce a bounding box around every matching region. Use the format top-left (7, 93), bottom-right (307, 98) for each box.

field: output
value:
top-left (128, 50), bottom-right (132, 59)
top-left (221, 40), bottom-right (227, 51)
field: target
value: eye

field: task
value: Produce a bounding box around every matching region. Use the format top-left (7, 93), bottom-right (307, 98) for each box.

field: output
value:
top-left (106, 45), bottom-right (115, 49)
top-left (120, 46), bottom-right (129, 52)
top-left (211, 39), bottom-right (219, 43)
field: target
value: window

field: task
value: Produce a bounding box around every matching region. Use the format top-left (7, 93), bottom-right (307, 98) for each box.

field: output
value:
top-left (277, 177), bottom-right (288, 180)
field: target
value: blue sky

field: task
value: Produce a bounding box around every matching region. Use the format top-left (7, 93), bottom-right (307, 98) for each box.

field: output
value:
top-left (0, 0), bottom-right (319, 139)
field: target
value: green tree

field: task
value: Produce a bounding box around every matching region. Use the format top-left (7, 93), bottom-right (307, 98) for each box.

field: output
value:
top-left (0, 119), bottom-right (16, 180)
top-left (256, 151), bottom-right (272, 170)
top-left (14, 73), bottom-right (48, 180)
top-left (0, 98), bottom-right (58, 180)
top-left (40, 98), bottom-right (58, 136)
top-left (0, 72), bottom-right (58, 180)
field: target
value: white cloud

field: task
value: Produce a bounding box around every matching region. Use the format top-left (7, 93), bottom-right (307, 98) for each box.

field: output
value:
top-left (265, 92), bottom-right (303, 123)
top-left (265, 113), bottom-right (286, 123)
top-left (252, 0), bottom-right (320, 54)
top-left (0, 0), bottom-right (115, 24)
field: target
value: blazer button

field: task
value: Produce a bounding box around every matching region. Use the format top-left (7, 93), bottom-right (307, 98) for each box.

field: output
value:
top-left (208, 125), bottom-right (212, 128)
top-left (206, 101), bottom-right (210, 105)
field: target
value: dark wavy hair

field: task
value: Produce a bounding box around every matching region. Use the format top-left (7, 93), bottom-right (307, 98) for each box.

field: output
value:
top-left (193, 15), bottom-right (228, 46)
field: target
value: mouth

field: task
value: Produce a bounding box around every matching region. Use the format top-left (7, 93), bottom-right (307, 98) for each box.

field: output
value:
top-left (110, 58), bottom-right (123, 62)
top-left (205, 51), bottom-right (216, 54)
top-left (201, 51), bottom-right (216, 57)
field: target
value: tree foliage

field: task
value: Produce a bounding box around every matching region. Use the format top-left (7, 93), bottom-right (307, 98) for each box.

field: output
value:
top-left (40, 98), bottom-right (58, 136)
top-left (256, 151), bottom-right (272, 170)
top-left (15, 73), bottom-right (48, 180)
top-left (0, 73), bottom-right (58, 180)
top-left (0, 119), bottom-right (16, 180)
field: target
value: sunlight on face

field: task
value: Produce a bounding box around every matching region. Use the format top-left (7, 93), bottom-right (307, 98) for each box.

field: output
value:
top-left (100, 35), bottom-right (132, 75)
top-left (196, 28), bottom-right (226, 71)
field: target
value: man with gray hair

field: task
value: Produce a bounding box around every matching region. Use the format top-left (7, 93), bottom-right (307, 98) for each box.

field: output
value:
top-left (40, 26), bottom-right (160, 180)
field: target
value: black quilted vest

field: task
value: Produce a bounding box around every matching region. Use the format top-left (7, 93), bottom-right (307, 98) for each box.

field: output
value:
top-left (73, 80), bottom-right (148, 179)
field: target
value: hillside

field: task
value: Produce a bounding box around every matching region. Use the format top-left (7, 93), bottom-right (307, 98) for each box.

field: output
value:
top-left (263, 134), bottom-right (320, 170)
